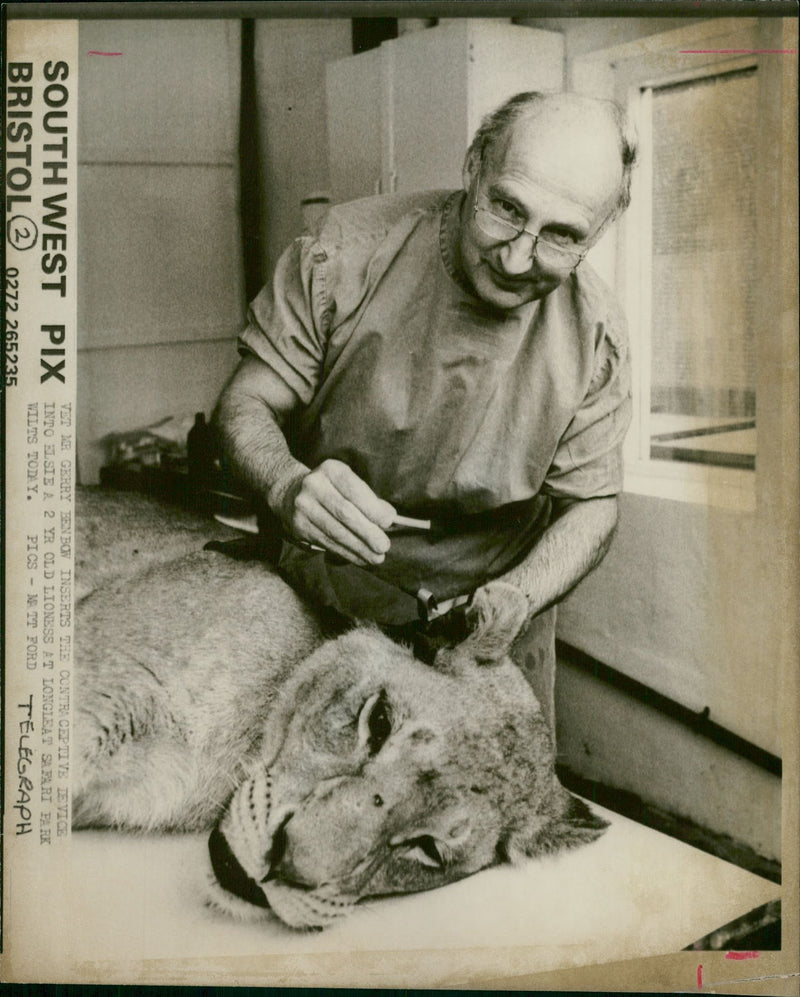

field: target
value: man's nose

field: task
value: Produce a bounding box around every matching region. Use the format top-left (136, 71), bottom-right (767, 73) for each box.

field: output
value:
top-left (497, 233), bottom-right (536, 275)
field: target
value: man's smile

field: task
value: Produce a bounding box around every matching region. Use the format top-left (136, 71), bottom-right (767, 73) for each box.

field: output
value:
top-left (483, 257), bottom-right (526, 282)
top-left (484, 260), bottom-right (550, 295)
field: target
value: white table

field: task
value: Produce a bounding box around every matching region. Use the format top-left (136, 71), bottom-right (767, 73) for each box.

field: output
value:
top-left (58, 802), bottom-right (780, 988)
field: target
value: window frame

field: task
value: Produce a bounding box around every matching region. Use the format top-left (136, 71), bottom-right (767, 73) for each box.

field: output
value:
top-left (574, 21), bottom-right (765, 511)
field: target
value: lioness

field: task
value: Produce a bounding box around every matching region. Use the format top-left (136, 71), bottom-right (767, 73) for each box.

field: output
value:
top-left (74, 488), bottom-right (607, 930)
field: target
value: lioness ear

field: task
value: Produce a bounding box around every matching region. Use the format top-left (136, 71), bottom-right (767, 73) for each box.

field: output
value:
top-left (461, 581), bottom-right (530, 665)
top-left (501, 784), bottom-right (609, 863)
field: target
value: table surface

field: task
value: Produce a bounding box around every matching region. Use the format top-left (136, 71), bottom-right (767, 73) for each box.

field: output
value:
top-left (61, 801), bottom-right (780, 987)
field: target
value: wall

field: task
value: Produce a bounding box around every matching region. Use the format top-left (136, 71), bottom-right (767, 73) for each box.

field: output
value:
top-left (77, 21), bottom-right (245, 483)
top-left (77, 18), bottom-right (354, 482)
top-left (253, 19), bottom-right (352, 284)
top-left (516, 16), bottom-right (703, 67)
top-left (555, 657), bottom-right (782, 865)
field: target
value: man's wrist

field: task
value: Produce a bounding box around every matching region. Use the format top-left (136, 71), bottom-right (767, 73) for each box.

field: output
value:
top-left (265, 457), bottom-right (309, 527)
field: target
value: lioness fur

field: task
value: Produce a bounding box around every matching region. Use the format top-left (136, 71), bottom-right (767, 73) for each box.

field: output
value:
top-left (74, 487), bottom-right (607, 929)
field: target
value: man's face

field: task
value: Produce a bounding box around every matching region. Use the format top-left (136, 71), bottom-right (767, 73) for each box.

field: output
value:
top-left (457, 106), bottom-right (624, 311)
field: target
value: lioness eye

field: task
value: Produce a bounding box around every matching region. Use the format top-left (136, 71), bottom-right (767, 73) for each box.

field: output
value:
top-left (357, 690), bottom-right (392, 755)
top-left (389, 832), bottom-right (450, 869)
top-left (367, 692), bottom-right (392, 755)
top-left (408, 835), bottom-right (444, 869)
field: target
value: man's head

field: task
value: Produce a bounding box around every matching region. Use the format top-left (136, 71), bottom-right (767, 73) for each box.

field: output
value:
top-left (457, 91), bottom-right (637, 310)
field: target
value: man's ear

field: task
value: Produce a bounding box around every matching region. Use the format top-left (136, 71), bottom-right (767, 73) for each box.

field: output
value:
top-left (462, 148), bottom-right (479, 193)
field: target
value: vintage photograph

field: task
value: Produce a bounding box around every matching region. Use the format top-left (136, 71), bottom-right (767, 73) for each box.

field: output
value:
top-left (3, 3), bottom-right (798, 990)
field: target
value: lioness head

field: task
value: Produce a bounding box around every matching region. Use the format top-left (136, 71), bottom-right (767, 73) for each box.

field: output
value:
top-left (207, 583), bottom-right (607, 929)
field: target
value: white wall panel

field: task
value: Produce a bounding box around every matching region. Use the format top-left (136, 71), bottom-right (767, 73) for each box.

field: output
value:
top-left (556, 658), bottom-right (781, 862)
top-left (466, 22), bottom-right (564, 135)
top-left (558, 492), bottom-right (782, 757)
top-left (326, 48), bottom-right (384, 203)
top-left (78, 164), bottom-right (245, 349)
top-left (254, 19), bottom-right (352, 276)
top-left (79, 20), bottom-right (240, 164)
top-left (388, 25), bottom-right (469, 193)
top-left (77, 20), bottom-right (245, 483)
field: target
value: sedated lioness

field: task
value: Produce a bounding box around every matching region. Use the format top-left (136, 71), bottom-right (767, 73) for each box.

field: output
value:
top-left (74, 487), bottom-right (607, 930)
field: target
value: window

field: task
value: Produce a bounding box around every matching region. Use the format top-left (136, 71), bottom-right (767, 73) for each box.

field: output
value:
top-left (645, 68), bottom-right (758, 472)
top-left (572, 19), bottom-right (794, 509)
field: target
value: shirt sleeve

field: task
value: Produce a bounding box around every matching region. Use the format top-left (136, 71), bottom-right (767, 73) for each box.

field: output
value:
top-left (237, 236), bottom-right (333, 406)
top-left (542, 313), bottom-right (633, 500)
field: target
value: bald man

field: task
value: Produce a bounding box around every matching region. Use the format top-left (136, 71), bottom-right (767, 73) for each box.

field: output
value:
top-left (215, 92), bottom-right (637, 727)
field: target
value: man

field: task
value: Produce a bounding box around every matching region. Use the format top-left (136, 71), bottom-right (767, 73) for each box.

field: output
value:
top-left (214, 91), bottom-right (636, 726)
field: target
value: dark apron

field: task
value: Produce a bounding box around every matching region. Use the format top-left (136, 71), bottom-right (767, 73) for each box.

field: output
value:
top-left (205, 508), bottom-right (557, 712)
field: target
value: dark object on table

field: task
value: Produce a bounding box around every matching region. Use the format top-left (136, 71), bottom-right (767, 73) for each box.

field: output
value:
top-left (99, 412), bottom-right (253, 519)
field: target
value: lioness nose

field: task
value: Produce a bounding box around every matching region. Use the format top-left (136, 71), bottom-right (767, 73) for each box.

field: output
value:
top-left (266, 811), bottom-right (290, 872)
top-left (269, 780), bottom-right (393, 889)
top-left (263, 813), bottom-right (316, 890)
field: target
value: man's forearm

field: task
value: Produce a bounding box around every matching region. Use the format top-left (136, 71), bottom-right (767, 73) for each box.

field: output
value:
top-left (498, 496), bottom-right (619, 618)
top-left (213, 384), bottom-right (308, 519)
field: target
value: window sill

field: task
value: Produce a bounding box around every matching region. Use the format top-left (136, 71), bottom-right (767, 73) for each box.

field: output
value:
top-left (623, 458), bottom-right (756, 512)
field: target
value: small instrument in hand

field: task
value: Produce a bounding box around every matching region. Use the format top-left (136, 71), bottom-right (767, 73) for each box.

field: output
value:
top-left (214, 511), bottom-right (433, 557)
top-left (390, 514), bottom-right (431, 531)
top-left (302, 513), bottom-right (431, 553)
top-left (213, 512), bottom-right (259, 534)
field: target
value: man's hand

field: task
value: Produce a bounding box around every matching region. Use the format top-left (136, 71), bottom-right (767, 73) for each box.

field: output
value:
top-left (280, 459), bottom-right (396, 567)
top-left (214, 359), bottom-right (395, 567)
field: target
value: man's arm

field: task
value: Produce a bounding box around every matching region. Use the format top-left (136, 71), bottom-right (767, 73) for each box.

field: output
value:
top-left (213, 356), bottom-right (395, 567)
top-left (495, 495), bottom-right (619, 618)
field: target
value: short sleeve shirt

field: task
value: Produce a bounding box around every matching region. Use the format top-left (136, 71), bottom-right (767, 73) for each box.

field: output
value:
top-left (240, 190), bottom-right (631, 604)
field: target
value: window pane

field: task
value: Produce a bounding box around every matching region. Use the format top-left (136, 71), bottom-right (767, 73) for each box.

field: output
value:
top-left (649, 68), bottom-right (757, 470)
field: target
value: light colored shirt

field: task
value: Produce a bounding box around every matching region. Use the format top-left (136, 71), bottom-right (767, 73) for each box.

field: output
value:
top-left (240, 190), bottom-right (631, 614)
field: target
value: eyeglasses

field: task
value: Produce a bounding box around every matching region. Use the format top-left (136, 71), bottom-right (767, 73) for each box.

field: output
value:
top-left (472, 164), bottom-right (589, 271)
